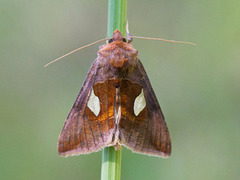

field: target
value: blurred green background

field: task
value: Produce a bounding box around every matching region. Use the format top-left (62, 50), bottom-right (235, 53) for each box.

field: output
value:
top-left (1, 0), bottom-right (239, 179)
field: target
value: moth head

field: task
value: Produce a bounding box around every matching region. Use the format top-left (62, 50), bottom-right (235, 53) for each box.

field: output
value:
top-left (108, 29), bottom-right (127, 44)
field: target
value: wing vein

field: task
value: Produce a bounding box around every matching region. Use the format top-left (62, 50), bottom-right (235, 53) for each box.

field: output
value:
top-left (134, 119), bottom-right (146, 148)
top-left (141, 117), bottom-right (150, 151)
top-left (86, 115), bottom-right (97, 147)
top-left (83, 118), bottom-right (89, 150)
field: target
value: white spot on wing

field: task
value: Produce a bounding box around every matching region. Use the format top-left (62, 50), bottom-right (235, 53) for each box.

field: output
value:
top-left (134, 89), bottom-right (146, 116)
top-left (87, 88), bottom-right (100, 116)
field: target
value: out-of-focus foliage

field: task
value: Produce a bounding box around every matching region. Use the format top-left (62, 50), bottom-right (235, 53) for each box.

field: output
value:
top-left (0, 0), bottom-right (239, 179)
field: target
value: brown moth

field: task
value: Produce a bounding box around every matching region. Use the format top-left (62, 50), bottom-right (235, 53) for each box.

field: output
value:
top-left (58, 29), bottom-right (171, 157)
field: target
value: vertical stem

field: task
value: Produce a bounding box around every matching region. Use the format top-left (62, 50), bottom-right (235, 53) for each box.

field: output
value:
top-left (101, 0), bottom-right (127, 180)
top-left (107, 0), bottom-right (127, 37)
top-left (101, 146), bottom-right (122, 180)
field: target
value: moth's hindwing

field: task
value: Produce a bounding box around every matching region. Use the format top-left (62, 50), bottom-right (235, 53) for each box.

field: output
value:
top-left (119, 60), bottom-right (171, 157)
top-left (57, 60), bottom-right (115, 156)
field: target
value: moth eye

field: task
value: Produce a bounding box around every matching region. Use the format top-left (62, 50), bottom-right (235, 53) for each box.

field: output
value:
top-left (108, 39), bottom-right (113, 44)
top-left (122, 38), bottom-right (127, 42)
top-left (125, 55), bottom-right (128, 58)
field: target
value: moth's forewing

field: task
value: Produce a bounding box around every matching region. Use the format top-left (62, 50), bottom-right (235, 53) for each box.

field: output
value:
top-left (58, 29), bottom-right (171, 157)
top-left (119, 60), bottom-right (171, 157)
top-left (58, 60), bottom-right (115, 156)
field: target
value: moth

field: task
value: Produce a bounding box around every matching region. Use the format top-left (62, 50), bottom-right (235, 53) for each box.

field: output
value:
top-left (58, 29), bottom-right (171, 157)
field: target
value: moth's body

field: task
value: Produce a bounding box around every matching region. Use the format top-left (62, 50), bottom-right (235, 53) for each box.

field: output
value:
top-left (58, 30), bottom-right (171, 157)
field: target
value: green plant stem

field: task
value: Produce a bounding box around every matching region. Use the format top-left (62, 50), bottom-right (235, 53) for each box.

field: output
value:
top-left (107, 0), bottom-right (127, 37)
top-left (101, 146), bottom-right (122, 180)
top-left (101, 0), bottom-right (127, 180)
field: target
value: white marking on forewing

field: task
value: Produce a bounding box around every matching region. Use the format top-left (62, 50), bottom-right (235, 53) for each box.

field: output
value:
top-left (87, 88), bottom-right (100, 116)
top-left (134, 89), bottom-right (146, 116)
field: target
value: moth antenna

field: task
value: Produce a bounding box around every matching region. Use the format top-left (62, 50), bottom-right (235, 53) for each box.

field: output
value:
top-left (131, 36), bottom-right (196, 45)
top-left (44, 38), bottom-right (110, 67)
top-left (126, 20), bottom-right (133, 43)
top-left (126, 20), bottom-right (130, 35)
